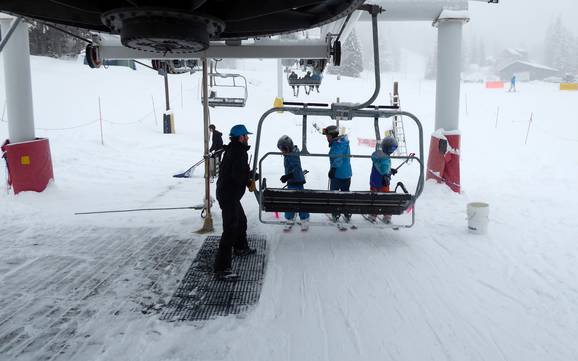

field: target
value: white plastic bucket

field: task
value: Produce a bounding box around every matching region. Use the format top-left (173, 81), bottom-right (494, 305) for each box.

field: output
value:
top-left (467, 202), bottom-right (489, 234)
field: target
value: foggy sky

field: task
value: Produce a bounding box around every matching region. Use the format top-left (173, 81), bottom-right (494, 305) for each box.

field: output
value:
top-left (468, 0), bottom-right (578, 52)
top-left (356, 0), bottom-right (578, 65)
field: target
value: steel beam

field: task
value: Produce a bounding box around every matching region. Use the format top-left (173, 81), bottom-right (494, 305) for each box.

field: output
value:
top-left (358, 0), bottom-right (468, 22)
top-left (95, 37), bottom-right (330, 60)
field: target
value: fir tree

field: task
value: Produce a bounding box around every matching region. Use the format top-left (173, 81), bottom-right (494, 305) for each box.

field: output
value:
top-left (544, 16), bottom-right (577, 74)
top-left (478, 39), bottom-right (486, 66)
top-left (28, 22), bottom-right (89, 58)
top-left (425, 42), bottom-right (437, 80)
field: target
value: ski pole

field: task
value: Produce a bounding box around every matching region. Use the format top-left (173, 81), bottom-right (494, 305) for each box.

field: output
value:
top-left (75, 205), bottom-right (204, 215)
top-left (282, 170), bottom-right (309, 189)
top-left (394, 152), bottom-right (415, 171)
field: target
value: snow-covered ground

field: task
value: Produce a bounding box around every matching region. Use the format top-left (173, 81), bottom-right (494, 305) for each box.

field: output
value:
top-left (1, 56), bottom-right (577, 361)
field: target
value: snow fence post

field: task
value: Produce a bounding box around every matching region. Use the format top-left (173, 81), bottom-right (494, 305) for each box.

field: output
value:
top-left (151, 95), bottom-right (157, 126)
top-left (495, 106), bottom-right (499, 129)
top-left (98, 96), bottom-right (104, 145)
top-left (525, 112), bottom-right (533, 145)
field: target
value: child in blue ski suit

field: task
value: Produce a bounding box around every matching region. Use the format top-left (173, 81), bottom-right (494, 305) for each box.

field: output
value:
top-left (370, 149), bottom-right (392, 192)
top-left (368, 136), bottom-right (398, 223)
top-left (324, 125), bottom-right (352, 221)
top-left (277, 135), bottom-right (309, 226)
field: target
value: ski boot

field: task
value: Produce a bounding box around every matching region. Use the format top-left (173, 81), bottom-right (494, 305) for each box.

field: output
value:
top-left (300, 219), bottom-right (310, 231)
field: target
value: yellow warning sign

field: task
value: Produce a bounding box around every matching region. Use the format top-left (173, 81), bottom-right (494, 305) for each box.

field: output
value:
top-left (560, 83), bottom-right (578, 91)
top-left (273, 97), bottom-right (284, 108)
top-left (21, 155), bottom-right (30, 165)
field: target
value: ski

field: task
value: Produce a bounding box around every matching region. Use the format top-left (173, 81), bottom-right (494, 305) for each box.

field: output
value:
top-left (325, 214), bottom-right (355, 231)
top-left (379, 216), bottom-right (392, 224)
top-left (283, 222), bottom-right (309, 232)
top-left (342, 214), bottom-right (357, 230)
top-left (362, 214), bottom-right (400, 230)
top-left (362, 214), bottom-right (378, 224)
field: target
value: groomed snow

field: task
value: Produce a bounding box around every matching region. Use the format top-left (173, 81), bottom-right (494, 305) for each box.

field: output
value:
top-left (1, 56), bottom-right (577, 361)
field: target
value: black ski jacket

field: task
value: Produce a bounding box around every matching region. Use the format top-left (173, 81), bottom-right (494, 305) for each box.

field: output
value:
top-left (210, 130), bottom-right (224, 153)
top-left (216, 140), bottom-right (251, 203)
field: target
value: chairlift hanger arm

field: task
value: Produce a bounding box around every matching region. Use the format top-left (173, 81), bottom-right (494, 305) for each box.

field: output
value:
top-left (350, 4), bottom-right (382, 110)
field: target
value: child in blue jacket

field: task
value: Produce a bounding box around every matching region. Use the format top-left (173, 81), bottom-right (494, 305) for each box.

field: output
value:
top-left (368, 136), bottom-right (398, 223)
top-left (278, 135), bottom-right (309, 231)
top-left (323, 125), bottom-right (352, 222)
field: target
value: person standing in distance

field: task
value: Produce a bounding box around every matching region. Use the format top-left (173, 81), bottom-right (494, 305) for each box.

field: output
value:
top-left (508, 74), bottom-right (517, 92)
top-left (209, 124), bottom-right (224, 177)
top-left (209, 124), bottom-right (224, 156)
top-left (214, 124), bottom-right (257, 280)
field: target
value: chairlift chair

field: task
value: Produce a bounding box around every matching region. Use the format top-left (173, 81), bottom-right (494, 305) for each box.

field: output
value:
top-left (287, 59), bottom-right (326, 96)
top-left (249, 4), bottom-right (425, 229)
top-left (206, 72), bottom-right (248, 108)
top-left (251, 103), bottom-right (425, 229)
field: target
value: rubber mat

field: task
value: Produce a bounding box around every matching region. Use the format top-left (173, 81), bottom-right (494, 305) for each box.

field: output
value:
top-left (160, 234), bottom-right (267, 321)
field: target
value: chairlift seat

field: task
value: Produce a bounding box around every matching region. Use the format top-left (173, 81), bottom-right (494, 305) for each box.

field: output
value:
top-left (262, 187), bottom-right (413, 215)
top-left (205, 72), bottom-right (248, 107)
top-left (208, 97), bottom-right (246, 107)
top-left (288, 78), bottom-right (322, 87)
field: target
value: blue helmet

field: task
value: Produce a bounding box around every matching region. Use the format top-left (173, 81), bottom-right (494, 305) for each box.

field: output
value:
top-left (229, 124), bottom-right (252, 137)
top-left (381, 136), bottom-right (398, 154)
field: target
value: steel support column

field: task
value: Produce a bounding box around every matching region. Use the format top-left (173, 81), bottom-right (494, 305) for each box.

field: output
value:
top-left (427, 11), bottom-right (469, 193)
top-left (434, 17), bottom-right (466, 131)
top-left (0, 17), bottom-right (35, 142)
top-left (1, 15), bottom-right (54, 194)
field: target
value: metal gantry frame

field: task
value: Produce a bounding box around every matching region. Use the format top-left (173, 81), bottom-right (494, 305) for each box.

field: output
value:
top-left (247, 4), bottom-right (425, 229)
top-left (91, 35), bottom-right (332, 61)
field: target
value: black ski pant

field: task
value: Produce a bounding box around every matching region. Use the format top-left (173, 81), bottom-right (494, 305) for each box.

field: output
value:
top-left (214, 199), bottom-right (248, 272)
top-left (330, 177), bottom-right (352, 220)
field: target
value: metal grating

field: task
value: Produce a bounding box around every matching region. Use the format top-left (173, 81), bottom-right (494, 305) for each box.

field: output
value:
top-left (160, 235), bottom-right (267, 321)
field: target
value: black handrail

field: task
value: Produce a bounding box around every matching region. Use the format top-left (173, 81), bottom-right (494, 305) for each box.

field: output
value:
top-left (283, 101), bottom-right (328, 107)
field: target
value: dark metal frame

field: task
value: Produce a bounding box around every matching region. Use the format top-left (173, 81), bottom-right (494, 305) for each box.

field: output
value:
top-left (248, 4), bottom-right (425, 229)
top-left (251, 106), bottom-right (424, 228)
